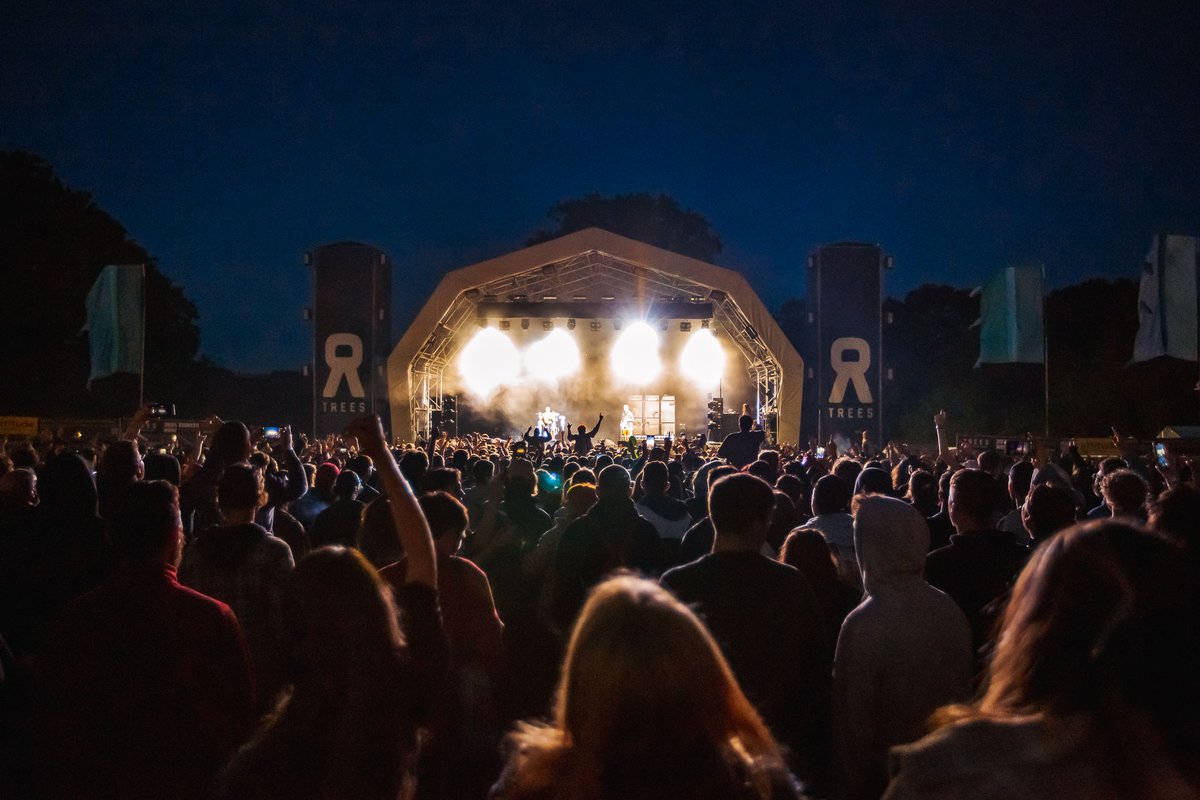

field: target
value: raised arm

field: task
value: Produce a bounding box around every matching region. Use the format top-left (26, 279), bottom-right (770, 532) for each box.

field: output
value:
top-left (588, 414), bottom-right (604, 438)
top-left (121, 404), bottom-right (153, 442)
top-left (349, 416), bottom-right (437, 588)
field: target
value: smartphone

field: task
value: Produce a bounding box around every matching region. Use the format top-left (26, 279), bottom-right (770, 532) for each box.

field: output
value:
top-left (262, 426), bottom-right (281, 440)
top-left (646, 435), bottom-right (656, 449)
top-left (148, 402), bottom-right (175, 418)
top-left (816, 446), bottom-right (826, 458)
top-left (1154, 441), bottom-right (1169, 469)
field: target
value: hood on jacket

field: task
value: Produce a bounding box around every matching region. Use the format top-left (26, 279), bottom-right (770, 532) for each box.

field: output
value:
top-left (854, 495), bottom-right (929, 594)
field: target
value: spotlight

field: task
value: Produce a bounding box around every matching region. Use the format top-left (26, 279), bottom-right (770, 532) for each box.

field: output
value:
top-left (523, 329), bottom-right (581, 382)
top-left (567, 318), bottom-right (576, 330)
top-left (500, 320), bottom-right (511, 330)
top-left (542, 320), bottom-right (552, 330)
top-left (521, 319), bottom-right (530, 330)
top-left (458, 328), bottom-right (520, 397)
top-left (590, 321), bottom-right (601, 331)
top-left (680, 328), bottom-right (726, 387)
top-left (601, 295), bottom-right (615, 301)
top-left (680, 321), bottom-right (692, 332)
top-left (610, 321), bottom-right (661, 384)
top-left (701, 320), bottom-right (710, 329)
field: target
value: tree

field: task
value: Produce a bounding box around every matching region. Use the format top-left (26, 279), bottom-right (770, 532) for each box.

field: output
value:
top-left (0, 151), bottom-right (201, 416)
top-left (526, 192), bottom-right (723, 263)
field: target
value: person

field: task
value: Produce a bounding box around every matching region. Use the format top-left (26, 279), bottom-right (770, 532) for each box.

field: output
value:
top-left (565, 414), bottom-right (604, 456)
top-left (885, 521), bottom-right (1200, 799)
top-left (677, 464), bottom-right (739, 564)
top-left (662, 474), bottom-right (829, 791)
top-left (831, 496), bottom-right (972, 800)
top-left (1084, 456), bottom-right (1127, 519)
top-left (1022, 482), bottom-right (1077, 546)
top-left (635, 460), bottom-right (692, 565)
top-left (219, 416), bottom-right (448, 800)
top-left (547, 464), bottom-right (661, 636)
top-left (35, 481), bottom-right (255, 799)
top-left (716, 413), bottom-right (766, 469)
top-left (289, 461), bottom-right (339, 531)
top-left (791, 474), bottom-right (858, 588)
top-left (490, 576), bottom-right (803, 800)
top-left (778, 528), bottom-right (859, 657)
top-left (997, 460), bottom-right (1035, 543)
top-left (1100, 468), bottom-right (1149, 520)
top-left (309, 469), bottom-right (365, 548)
top-left (381, 491), bottom-right (506, 799)
top-left (95, 439), bottom-right (142, 518)
top-left (179, 463), bottom-right (295, 704)
top-left (925, 469), bottom-right (1030, 674)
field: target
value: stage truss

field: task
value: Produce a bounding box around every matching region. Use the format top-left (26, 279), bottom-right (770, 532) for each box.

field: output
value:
top-left (408, 249), bottom-right (783, 441)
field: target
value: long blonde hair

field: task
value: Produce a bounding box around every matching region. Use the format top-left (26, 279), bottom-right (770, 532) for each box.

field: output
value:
top-left (501, 575), bottom-right (793, 800)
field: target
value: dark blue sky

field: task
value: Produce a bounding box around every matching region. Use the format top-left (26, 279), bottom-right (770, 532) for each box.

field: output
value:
top-left (4, 1), bottom-right (1198, 372)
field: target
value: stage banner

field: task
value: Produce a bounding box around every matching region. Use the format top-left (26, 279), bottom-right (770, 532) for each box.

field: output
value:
top-left (1133, 234), bottom-right (1198, 363)
top-left (83, 264), bottom-right (143, 384)
top-left (310, 243), bottom-right (392, 437)
top-left (807, 243), bottom-right (884, 443)
top-left (974, 265), bottom-right (1044, 365)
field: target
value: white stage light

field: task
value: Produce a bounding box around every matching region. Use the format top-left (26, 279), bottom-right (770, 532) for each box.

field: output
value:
top-left (523, 329), bottom-right (581, 382)
top-left (611, 321), bottom-right (661, 383)
top-left (458, 328), bottom-right (520, 397)
top-left (680, 327), bottom-right (725, 387)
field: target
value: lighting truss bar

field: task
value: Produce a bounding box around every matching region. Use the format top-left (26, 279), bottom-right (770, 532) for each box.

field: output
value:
top-left (475, 301), bottom-right (713, 320)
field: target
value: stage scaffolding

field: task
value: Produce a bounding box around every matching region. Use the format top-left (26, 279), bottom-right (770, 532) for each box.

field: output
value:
top-left (407, 250), bottom-right (783, 442)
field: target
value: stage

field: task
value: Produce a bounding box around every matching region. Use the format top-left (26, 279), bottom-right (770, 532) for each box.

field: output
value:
top-left (387, 228), bottom-right (805, 444)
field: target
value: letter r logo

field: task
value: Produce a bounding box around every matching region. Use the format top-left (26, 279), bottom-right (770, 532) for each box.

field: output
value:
top-left (323, 333), bottom-right (366, 398)
top-left (829, 337), bottom-right (873, 404)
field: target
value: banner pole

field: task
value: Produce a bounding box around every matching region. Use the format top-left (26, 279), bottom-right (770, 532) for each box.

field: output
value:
top-left (1043, 265), bottom-right (1049, 437)
top-left (139, 263), bottom-right (146, 408)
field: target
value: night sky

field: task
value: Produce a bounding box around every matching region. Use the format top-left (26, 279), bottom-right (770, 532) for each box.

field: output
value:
top-left (4, 2), bottom-right (1198, 373)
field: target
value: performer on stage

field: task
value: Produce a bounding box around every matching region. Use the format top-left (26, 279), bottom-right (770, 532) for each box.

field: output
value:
top-left (619, 404), bottom-right (635, 439)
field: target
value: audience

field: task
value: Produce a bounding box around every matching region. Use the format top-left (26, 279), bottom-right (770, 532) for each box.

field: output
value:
top-left (5, 407), bottom-right (1197, 800)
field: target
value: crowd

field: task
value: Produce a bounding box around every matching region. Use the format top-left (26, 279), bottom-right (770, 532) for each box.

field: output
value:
top-left (0, 404), bottom-right (1197, 799)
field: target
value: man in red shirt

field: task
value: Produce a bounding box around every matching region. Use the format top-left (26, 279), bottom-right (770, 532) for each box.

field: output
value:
top-left (35, 481), bottom-right (255, 799)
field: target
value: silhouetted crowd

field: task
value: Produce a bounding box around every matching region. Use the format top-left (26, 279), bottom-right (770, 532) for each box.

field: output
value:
top-left (0, 407), bottom-right (1197, 799)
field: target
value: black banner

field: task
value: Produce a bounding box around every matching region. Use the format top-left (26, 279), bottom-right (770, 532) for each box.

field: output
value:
top-left (311, 243), bottom-right (391, 437)
top-left (807, 243), bottom-right (884, 444)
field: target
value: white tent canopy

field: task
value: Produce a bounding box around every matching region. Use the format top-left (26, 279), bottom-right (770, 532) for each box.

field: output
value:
top-left (388, 228), bottom-right (805, 443)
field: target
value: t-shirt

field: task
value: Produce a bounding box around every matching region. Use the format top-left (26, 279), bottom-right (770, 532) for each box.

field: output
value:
top-left (716, 430), bottom-right (766, 468)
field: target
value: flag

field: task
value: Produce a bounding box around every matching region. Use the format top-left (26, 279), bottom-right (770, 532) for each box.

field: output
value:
top-left (83, 264), bottom-right (144, 383)
top-left (1133, 234), bottom-right (1198, 363)
top-left (974, 265), bottom-right (1045, 365)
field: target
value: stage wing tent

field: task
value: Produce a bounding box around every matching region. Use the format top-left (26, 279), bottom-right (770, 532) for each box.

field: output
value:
top-left (388, 228), bottom-right (804, 444)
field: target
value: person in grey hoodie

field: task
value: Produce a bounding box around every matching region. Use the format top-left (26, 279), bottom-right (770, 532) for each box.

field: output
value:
top-left (832, 495), bottom-right (972, 800)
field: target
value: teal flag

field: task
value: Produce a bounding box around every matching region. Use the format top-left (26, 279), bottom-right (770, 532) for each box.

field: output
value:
top-left (974, 266), bottom-right (1044, 365)
top-left (1133, 234), bottom-right (1198, 363)
top-left (83, 264), bottom-right (144, 383)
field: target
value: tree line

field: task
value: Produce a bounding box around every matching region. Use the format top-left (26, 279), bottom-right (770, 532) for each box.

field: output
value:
top-left (2, 152), bottom-right (1192, 438)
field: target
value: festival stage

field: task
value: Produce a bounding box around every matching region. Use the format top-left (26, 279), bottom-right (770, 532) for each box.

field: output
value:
top-left (387, 228), bottom-right (805, 444)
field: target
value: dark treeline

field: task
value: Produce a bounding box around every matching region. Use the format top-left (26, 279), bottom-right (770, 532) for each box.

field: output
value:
top-left (3, 154), bottom-right (1194, 438)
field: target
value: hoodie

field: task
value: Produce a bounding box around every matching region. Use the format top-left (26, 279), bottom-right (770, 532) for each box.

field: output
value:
top-left (832, 496), bottom-right (972, 800)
